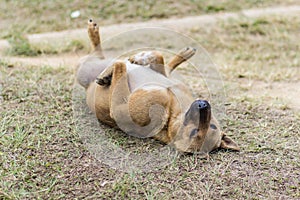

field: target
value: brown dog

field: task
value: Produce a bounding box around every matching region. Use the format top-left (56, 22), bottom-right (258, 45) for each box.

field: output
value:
top-left (76, 19), bottom-right (240, 154)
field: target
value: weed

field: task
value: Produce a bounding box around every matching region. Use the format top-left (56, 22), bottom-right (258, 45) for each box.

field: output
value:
top-left (7, 34), bottom-right (39, 56)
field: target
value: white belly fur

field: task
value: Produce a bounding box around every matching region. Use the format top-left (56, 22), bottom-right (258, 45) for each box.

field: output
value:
top-left (126, 62), bottom-right (175, 92)
top-left (125, 62), bottom-right (194, 112)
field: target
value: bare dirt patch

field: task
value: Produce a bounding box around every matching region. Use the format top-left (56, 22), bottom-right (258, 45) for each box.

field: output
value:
top-left (239, 80), bottom-right (300, 112)
top-left (1, 53), bottom-right (83, 69)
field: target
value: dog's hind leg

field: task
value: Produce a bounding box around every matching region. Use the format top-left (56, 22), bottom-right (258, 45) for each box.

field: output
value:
top-left (76, 19), bottom-right (109, 88)
top-left (108, 61), bottom-right (167, 137)
top-left (106, 62), bottom-right (131, 119)
top-left (166, 47), bottom-right (196, 74)
top-left (88, 19), bottom-right (105, 59)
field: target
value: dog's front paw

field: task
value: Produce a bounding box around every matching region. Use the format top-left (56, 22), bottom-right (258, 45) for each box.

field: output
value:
top-left (128, 54), bottom-right (145, 65)
top-left (96, 74), bottom-right (112, 86)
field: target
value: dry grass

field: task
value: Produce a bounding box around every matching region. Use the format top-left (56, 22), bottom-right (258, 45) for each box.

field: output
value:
top-left (1, 2), bottom-right (300, 199)
top-left (1, 0), bottom-right (299, 39)
top-left (188, 15), bottom-right (300, 82)
top-left (1, 63), bottom-right (299, 199)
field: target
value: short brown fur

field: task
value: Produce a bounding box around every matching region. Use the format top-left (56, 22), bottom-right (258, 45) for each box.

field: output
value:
top-left (76, 19), bottom-right (240, 154)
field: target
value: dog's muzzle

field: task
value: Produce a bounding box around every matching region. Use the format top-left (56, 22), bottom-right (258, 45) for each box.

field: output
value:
top-left (184, 100), bottom-right (211, 128)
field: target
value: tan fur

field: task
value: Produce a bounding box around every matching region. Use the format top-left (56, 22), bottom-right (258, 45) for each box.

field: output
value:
top-left (166, 47), bottom-right (196, 73)
top-left (76, 19), bottom-right (240, 154)
top-left (87, 19), bottom-right (104, 58)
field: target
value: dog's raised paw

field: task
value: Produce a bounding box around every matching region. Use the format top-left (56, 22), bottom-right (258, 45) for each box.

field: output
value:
top-left (179, 47), bottom-right (196, 60)
top-left (96, 74), bottom-right (112, 86)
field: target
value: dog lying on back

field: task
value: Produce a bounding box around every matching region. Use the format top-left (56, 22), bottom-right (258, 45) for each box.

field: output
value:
top-left (76, 19), bottom-right (239, 154)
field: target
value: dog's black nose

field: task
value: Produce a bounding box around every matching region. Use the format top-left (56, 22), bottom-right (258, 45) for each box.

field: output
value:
top-left (184, 100), bottom-right (211, 126)
top-left (197, 100), bottom-right (210, 110)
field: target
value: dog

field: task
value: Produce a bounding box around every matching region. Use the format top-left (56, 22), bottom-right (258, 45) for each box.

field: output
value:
top-left (76, 19), bottom-right (240, 154)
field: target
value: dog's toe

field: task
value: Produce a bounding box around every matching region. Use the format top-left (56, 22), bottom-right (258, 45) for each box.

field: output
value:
top-left (103, 76), bottom-right (111, 84)
top-left (96, 74), bottom-right (112, 86)
top-left (95, 78), bottom-right (105, 85)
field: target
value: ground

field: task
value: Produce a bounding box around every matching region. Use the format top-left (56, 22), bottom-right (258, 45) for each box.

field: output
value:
top-left (0, 1), bottom-right (300, 199)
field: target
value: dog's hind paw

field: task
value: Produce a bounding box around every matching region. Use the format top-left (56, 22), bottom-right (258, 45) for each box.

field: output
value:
top-left (88, 19), bottom-right (98, 33)
top-left (178, 47), bottom-right (196, 60)
top-left (88, 19), bottom-right (100, 48)
top-left (96, 74), bottom-right (112, 86)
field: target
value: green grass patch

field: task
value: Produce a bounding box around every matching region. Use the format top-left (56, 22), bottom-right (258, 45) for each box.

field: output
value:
top-left (7, 34), bottom-right (39, 57)
top-left (6, 34), bottom-right (88, 56)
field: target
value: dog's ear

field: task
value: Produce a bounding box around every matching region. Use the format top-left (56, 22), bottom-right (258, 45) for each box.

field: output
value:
top-left (220, 133), bottom-right (240, 151)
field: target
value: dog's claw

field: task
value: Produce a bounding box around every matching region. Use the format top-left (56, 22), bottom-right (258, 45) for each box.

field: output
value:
top-left (95, 78), bottom-right (104, 85)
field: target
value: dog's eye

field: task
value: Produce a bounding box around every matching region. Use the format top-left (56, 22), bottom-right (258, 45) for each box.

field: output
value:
top-left (190, 129), bottom-right (198, 138)
top-left (210, 124), bottom-right (217, 130)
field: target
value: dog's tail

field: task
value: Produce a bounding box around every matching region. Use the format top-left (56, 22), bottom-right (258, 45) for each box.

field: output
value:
top-left (88, 19), bottom-right (105, 59)
top-left (166, 47), bottom-right (196, 73)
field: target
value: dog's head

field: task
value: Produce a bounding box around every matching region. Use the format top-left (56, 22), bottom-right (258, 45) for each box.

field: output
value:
top-left (173, 100), bottom-right (239, 155)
